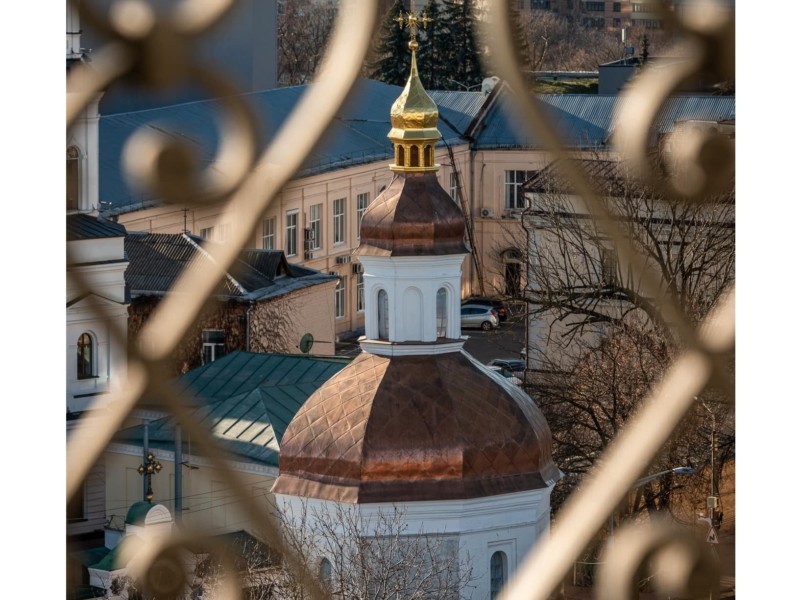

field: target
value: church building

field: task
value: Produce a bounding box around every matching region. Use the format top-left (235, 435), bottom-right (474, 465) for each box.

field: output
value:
top-left (272, 17), bottom-right (561, 599)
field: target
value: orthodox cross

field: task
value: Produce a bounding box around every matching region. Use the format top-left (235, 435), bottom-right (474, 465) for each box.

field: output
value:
top-left (395, 0), bottom-right (432, 47)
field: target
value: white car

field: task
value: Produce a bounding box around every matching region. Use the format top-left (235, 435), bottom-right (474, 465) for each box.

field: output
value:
top-left (460, 305), bottom-right (499, 330)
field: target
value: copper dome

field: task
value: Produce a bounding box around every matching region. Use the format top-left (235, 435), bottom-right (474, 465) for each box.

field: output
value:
top-left (355, 172), bottom-right (470, 257)
top-left (272, 351), bottom-right (561, 503)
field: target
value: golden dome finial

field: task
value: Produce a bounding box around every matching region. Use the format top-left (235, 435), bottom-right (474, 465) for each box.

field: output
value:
top-left (388, 1), bottom-right (439, 173)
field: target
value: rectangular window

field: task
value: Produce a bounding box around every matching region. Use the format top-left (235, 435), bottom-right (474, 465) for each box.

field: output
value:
top-left (613, 17), bottom-right (621, 26)
top-left (286, 211), bottom-right (298, 256)
top-left (504, 170), bottom-right (534, 210)
top-left (600, 247), bottom-right (618, 286)
top-left (612, 2), bottom-right (621, 12)
top-left (262, 217), bottom-right (276, 249)
top-left (356, 193), bottom-right (369, 238)
top-left (217, 222), bottom-right (230, 242)
top-left (202, 330), bottom-right (225, 364)
top-left (334, 276), bottom-right (346, 318)
top-left (200, 226), bottom-right (215, 240)
top-left (356, 268), bottom-right (365, 312)
top-left (310, 203), bottom-right (322, 249)
top-left (531, 1), bottom-right (551, 9)
top-left (67, 480), bottom-right (86, 521)
top-left (585, 2), bottom-right (605, 12)
top-left (450, 172), bottom-right (459, 202)
top-left (333, 198), bottom-right (346, 245)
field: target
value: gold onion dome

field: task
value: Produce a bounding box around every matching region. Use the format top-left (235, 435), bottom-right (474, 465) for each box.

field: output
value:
top-left (388, 41), bottom-right (441, 173)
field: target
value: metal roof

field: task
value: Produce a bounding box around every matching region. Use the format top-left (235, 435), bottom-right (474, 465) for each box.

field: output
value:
top-left (67, 213), bottom-right (127, 241)
top-left (472, 93), bottom-right (735, 150)
top-left (113, 351), bottom-right (351, 468)
top-left (124, 231), bottom-right (336, 300)
top-left (100, 79), bottom-right (481, 214)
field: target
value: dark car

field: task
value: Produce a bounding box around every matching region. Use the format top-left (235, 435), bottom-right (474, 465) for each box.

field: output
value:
top-left (486, 358), bottom-right (525, 373)
top-left (460, 297), bottom-right (508, 321)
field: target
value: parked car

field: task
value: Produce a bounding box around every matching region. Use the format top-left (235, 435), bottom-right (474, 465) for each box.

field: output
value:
top-left (460, 305), bottom-right (499, 330)
top-left (487, 365), bottom-right (523, 386)
top-left (486, 358), bottom-right (525, 373)
top-left (461, 297), bottom-right (508, 321)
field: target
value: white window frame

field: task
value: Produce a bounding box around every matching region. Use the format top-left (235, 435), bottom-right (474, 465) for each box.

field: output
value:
top-left (505, 170), bottom-right (534, 210)
top-left (356, 193), bottom-right (369, 238)
top-left (310, 203), bottom-right (322, 250)
top-left (334, 276), bottom-right (346, 319)
top-left (202, 329), bottom-right (226, 365)
top-left (286, 211), bottom-right (299, 257)
top-left (262, 217), bottom-right (276, 250)
top-left (356, 270), bottom-right (365, 312)
top-left (333, 198), bottom-right (346, 245)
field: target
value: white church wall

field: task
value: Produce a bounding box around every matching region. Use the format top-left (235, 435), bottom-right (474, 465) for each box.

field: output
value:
top-left (275, 486), bottom-right (553, 600)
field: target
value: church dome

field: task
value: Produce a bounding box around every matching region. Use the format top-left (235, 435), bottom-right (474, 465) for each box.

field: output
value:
top-left (272, 351), bottom-right (561, 503)
top-left (388, 51), bottom-right (439, 136)
top-left (355, 172), bottom-right (470, 256)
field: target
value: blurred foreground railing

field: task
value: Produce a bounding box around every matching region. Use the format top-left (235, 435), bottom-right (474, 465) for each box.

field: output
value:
top-left (67, 1), bottom-right (734, 599)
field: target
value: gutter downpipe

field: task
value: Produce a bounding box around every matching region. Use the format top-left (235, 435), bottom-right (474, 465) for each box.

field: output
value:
top-left (246, 302), bottom-right (254, 351)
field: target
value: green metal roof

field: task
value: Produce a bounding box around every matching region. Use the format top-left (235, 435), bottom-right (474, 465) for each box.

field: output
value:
top-left (125, 501), bottom-right (155, 525)
top-left (114, 351), bottom-right (351, 468)
top-left (90, 535), bottom-right (144, 571)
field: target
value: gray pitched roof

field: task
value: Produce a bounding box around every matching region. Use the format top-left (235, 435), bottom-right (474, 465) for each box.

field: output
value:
top-left (113, 351), bottom-right (351, 467)
top-left (124, 231), bottom-right (336, 300)
top-left (67, 213), bottom-right (127, 241)
top-left (471, 92), bottom-right (735, 150)
top-left (100, 79), bottom-right (484, 214)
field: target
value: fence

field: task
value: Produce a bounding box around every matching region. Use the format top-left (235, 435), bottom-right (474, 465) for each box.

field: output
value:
top-left (66, 1), bottom-right (735, 599)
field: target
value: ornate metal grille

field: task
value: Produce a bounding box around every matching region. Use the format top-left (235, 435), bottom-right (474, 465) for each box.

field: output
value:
top-left (66, 1), bottom-right (734, 599)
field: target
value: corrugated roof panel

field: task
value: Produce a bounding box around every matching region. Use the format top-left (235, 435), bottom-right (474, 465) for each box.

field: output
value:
top-left (100, 79), bottom-right (475, 213)
top-left (67, 213), bottom-right (127, 241)
top-left (115, 351), bottom-right (351, 467)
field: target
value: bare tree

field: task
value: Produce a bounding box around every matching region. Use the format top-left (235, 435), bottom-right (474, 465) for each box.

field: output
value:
top-left (269, 501), bottom-right (475, 600)
top-left (487, 157), bottom-right (735, 522)
top-left (277, 0), bottom-right (338, 86)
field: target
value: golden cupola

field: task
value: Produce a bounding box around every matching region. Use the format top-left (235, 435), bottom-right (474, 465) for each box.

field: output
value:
top-left (388, 38), bottom-right (441, 173)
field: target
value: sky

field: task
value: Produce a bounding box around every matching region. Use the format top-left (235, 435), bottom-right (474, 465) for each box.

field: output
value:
top-left (1, 0), bottom-right (792, 596)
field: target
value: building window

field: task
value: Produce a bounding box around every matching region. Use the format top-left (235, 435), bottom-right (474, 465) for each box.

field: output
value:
top-left (67, 480), bottom-right (86, 521)
top-left (531, 0), bottom-right (551, 9)
top-left (319, 558), bottom-right (332, 586)
top-left (505, 170), bottom-right (534, 210)
top-left (334, 276), bottom-right (346, 319)
top-left (202, 330), bottom-right (226, 364)
top-left (612, 2), bottom-right (621, 11)
top-left (333, 198), bottom-right (346, 245)
top-left (436, 287), bottom-right (448, 338)
top-left (200, 227), bottom-right (215, 241)
top-left (585, 1), bottom-right (604, 11)
top-left (286, 211), bottom-right (298, 256)
top-left (490, 551), bottom-right (508, 600)
top-left (450, 172), bottom-right (459, 202)
top-left (356, 192), bottom-right (370, 238)
top-left (309, 203), bottom-right (322, 250)
top-left (77, 333), bottom-right (94, 380)
top-left (67, 146), bottom-right (80, 211)
top-left (356, 269), bottom-right (365, 312)
top-left (378, 289), bottom-right (389, 340)
top-left (613, 17), bottom-right (621, 26)
top-left (262, 217), bottom-right (276, 249)
top-left (600, 247), bottom-right (618, 285)
top-left (217, 223), bottom-right (230, 242)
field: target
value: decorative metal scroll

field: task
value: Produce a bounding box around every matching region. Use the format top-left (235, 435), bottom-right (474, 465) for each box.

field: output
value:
top-left (67, 0), bottom-right (734, 598)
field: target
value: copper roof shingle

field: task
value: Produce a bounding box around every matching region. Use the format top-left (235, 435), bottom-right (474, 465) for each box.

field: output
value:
top-left (273, 351), bottom-right (561, 503)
